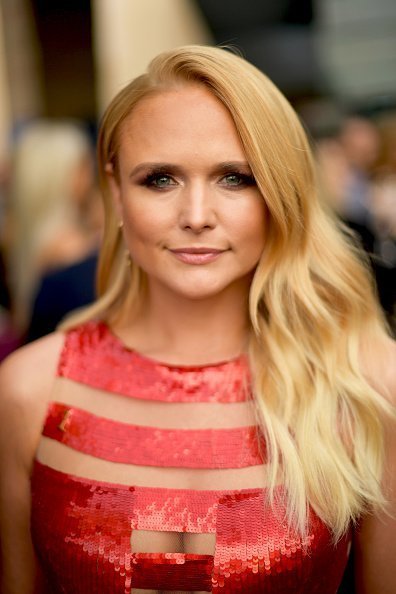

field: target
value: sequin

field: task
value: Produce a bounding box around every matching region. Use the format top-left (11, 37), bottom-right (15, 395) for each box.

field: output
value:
top-left (31, 321), bottom-right (351, 593)
top-left (131, 553), bottom-right (213, 591)
top-left (43, 402), bottom-right (265, 468)
top-left (58, 321), bottom-right (250, 403)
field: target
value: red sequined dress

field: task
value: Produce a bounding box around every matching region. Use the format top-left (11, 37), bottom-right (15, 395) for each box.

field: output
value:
top-left (31, 321), bottom-right (350, 593)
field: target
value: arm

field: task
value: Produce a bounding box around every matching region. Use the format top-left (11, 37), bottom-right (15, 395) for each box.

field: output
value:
top-left (354, 338), bottom-right (396, 594)
top-left (0, 335), bottom-right (63, 594)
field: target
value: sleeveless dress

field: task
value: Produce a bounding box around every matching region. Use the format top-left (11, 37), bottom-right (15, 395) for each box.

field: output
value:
top-left (31, 321), bottom-right (351, 593)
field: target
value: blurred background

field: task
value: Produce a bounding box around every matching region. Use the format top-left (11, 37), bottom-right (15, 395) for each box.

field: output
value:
top-left (0, 0), bottom-right (395, 360)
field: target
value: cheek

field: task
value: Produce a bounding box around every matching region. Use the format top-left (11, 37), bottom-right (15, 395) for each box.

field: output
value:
top-left (122, 201), bottom-right (159, 240)
top-left (245, 231), bottom-right (265, 264)
top-left (236, 205), bottom-right (266, 257)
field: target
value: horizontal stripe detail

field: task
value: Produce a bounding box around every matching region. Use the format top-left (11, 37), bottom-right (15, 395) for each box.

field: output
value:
top-left (131, 553), bottom-right (213, 591)
top-left (32, 461), bottom-right (270, 534)
top-left (51, 381), bottom-right (257, 429)
top-left (58, 321), bottom-right (251, 403)
top-left (131, 489), bottom-right (219, 533)
top-left (31, 462), bottom-right (350, 594)
top-left (43, 403), bottom-right (265, 469)
top-left (36, 439), bottom-right (271, 490)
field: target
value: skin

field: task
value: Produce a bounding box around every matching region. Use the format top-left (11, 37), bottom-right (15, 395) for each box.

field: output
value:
top-left (108, 85), bottom-right (266, 363)
top-left (0, 85), bottom-right (395, 594)
top-left (0, 333), bottom-right (64, 594)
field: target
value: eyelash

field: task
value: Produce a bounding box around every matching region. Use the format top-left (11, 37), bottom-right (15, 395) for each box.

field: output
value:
top-left (220, 173), bottom-right (256, 188)
top-left (142, 172), bottom-right (176, 189)
top-left (140, 171), bottom-right (256, 190)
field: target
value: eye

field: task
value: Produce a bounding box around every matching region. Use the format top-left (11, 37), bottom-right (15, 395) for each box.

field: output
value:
top-left (143, 173), bottom-right (177, 189)
top-left (220, 172), bottom-right (256, 188)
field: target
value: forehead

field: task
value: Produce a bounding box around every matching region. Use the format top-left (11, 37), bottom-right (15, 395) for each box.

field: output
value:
top-left (118, 85), bottom-right (239, 144)
top-left (114, 85), bottom-right (248, 172)
top-left (126, 83), bottom-right (222, 116)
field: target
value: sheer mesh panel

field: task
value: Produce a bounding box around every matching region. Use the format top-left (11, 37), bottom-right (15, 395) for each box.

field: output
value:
top-left (31, 324), bottom-right (352, 594)
top-left (131, 531), bottom-right (215, 555)
top-left (37, 440), bottom-right (271, 490)
top-left (53, 378), bottom-right (256, 428)
top-left (35, 375), bottom-right (272, 593)
top-left (131, 589), bottom-right (210, 593)
top-left (36, 377), bottom-right (272, 492)
top-left (131, 588), bottom-right (210, 594)
top-left (132, 590), bottom-right (209, 593)
top-left (131, 591), bottom-right (209, 594)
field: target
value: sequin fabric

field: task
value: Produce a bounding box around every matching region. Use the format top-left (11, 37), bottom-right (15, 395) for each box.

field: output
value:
top-left (43, 402), bottom-right (264, 468)
top-left (57, 321), bottom-right (249, 403)
top-left (31, 321), bottom-right (351, 593)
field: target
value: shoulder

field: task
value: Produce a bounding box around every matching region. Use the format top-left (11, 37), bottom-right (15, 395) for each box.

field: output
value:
top-left (0, 331), bottom-right (65, 403)
top-left (360, 333), bottom-right (396, 406)
top-left (354, 334), bottom-right (396, 593)
top-left (0, 333), bottom-right (67, 591)
top-left (0, 332), bottom-right (66, 471)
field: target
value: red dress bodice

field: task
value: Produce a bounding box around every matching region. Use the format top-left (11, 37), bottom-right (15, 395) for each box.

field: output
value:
top-left (31, 321), bottom-right (350, 593)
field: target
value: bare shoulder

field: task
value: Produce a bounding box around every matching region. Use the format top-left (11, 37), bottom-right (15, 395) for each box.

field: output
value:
top-left (354, 334), bottom-right (396, 594)
top-left (0, 332), bottom-right (66, 470)
top-left (0, 331), bottom-right (65, 404)
top-left (360, 333), bottom-right (396, 405)
top-left (0, 333), bottom-right (65, 593)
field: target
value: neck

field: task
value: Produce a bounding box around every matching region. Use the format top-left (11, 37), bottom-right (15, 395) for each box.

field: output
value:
top-left (114, 283), bottom-right (251, 366)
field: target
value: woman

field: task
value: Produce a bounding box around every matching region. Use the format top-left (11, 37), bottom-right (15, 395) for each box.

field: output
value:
top-left (0, 45), bottom-right (395, 594)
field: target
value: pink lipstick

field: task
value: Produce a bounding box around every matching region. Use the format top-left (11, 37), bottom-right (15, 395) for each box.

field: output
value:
top-left (169, 247), bottom-right (225, 265)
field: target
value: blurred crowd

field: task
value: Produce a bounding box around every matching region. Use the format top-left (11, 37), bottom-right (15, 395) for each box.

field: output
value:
top-left (0, 119), bottom-right (103, 360)
top-left (312, 108), bottom-right (396, 333)
top-left (0, 107), bottom-right (394, 362)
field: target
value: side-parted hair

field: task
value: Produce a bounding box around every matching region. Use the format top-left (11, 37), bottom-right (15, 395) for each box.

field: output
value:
top-left (61, 45), bottom-right (393, 540)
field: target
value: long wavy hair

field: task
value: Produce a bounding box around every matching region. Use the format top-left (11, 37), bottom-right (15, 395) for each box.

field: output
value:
top-left (61, 45), bottom-right (393, 540)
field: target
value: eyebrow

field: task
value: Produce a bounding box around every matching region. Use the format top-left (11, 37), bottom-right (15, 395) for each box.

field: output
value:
top-left (129, 161), bottom-right (253, 178)
top-left (216, 161), bottom-right (253, 173)
top-left (129, 163), bottom-right (182, 178)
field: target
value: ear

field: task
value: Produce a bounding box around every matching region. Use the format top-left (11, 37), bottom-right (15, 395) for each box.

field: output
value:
top-left (105, 163), bottom-right (123, 221)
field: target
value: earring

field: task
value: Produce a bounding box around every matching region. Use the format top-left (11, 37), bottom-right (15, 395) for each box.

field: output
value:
top-left (125, 250), bottom-right (132, 267)
top-left (118, 220), bottom-right (124, 230)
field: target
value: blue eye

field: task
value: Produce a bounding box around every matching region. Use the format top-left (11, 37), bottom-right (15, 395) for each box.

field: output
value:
top-left (143, 173), bottom-right (177, 189)
top-left (224, 174), bottom-right (243, 186)
top-left (221, 173), bottom-right (256, 188)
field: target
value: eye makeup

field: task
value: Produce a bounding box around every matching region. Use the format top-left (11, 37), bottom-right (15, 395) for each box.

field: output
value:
top-left (130, 161), bottom-right (257, 191)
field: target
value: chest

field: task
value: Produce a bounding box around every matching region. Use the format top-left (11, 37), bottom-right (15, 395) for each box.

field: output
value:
top-left (31, 462), bottom-right (350, 594)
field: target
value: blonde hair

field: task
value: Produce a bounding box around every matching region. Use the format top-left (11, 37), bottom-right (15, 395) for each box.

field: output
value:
top-left (7, 120), bottom-right (92, 331)
top-left (62, 45), bottom-right (393, 540)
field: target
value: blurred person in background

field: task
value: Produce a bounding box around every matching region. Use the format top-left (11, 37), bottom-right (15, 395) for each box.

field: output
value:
top-left (375, 111), bottom-right (396, 177)
top-left (369, 111), bottom-right (396, 332)
top-left (316, 113), bottom-right (395, 332)
top-left (337, 116), bottom-right (380, 226)
top-left (0, 159), bottom-right (20, 361)
top-left (0, 156), bottom-right (11, 310)
top-left (25, 249), bottom-right (99, 342)
top-left (316, 114), bottom-right (380, 244)
top-left (4, 120), bottom-right (102, 340)
top-left (0, 307), bottom-right (20, 362)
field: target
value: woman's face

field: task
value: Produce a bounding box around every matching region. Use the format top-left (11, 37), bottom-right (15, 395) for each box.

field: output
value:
top-left (109, 84), bottom-right (266, 303)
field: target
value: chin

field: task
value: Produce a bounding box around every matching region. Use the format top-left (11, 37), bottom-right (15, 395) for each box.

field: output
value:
top-left (169, 281), bottom-right (240, 302)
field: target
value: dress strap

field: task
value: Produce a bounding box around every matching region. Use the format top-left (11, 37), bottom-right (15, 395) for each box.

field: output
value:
top-left (43, 402), bottom-right (266, 468)
top-left (57, 321), bottom-right (251, 403)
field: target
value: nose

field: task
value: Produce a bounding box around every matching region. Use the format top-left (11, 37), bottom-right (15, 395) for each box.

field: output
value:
top-left (178, 182), bottom-right (217, 233)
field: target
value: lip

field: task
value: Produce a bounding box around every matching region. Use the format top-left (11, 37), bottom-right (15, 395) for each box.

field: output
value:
top-left (169, 247), bottom-right (226, 265)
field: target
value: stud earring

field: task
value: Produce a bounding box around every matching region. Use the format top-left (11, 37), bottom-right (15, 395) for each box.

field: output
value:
top-left (118, 220), bottom-right (124, 230)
